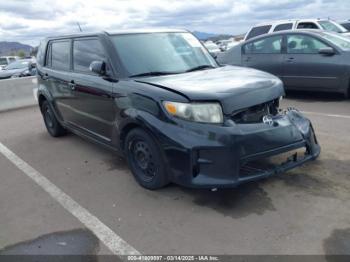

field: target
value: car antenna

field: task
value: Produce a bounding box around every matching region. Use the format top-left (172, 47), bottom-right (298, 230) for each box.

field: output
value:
top-left (77, 22), bottom-right (83, 32)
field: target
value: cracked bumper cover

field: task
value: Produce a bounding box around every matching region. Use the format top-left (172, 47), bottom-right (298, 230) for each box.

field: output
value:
top-left (156, 110), bottom-right (321, 188)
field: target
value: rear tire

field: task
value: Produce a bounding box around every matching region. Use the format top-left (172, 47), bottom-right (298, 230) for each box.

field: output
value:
top-left (125, 128), bottom-right (169, 190)
top-left (41, 101), bottom-right (67, 137)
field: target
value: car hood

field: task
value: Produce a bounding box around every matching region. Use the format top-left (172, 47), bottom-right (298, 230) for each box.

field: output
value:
top-left (0, 68), bottom-right (25, 78)
top-left (137, 66), bottom-right (284, 114)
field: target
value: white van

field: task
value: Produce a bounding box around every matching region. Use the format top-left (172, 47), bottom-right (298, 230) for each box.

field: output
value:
top-left (244, 19), bottom-right (350, 41)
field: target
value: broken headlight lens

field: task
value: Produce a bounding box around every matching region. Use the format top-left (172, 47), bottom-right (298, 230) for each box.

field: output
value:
top-left (163, 101), bottom-right (223, 123)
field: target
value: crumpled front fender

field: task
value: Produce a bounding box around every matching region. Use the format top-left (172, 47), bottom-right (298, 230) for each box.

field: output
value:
top-left (286, 109), bottom-right (320, 159)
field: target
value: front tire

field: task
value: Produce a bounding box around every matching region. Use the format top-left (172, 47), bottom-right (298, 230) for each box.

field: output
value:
top-left (125, 128), bottom-right (169, 190)
top-left (41, 101), bottom-right (67, 137)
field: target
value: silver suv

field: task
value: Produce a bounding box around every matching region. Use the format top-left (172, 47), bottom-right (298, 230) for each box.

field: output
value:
top-left (244, 19), bottom-right (350, 41)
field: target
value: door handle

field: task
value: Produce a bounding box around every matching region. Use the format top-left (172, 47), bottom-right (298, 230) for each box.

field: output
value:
top-left (286, 57), bottom-right (294, 62)
top-left (244, 57), bottom-right (252, 62)
top-left (68, 81), bottom-right (76, 91)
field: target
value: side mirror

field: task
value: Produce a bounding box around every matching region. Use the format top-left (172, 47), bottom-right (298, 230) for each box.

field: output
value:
top-left (89, 61), bottom-right (106, 75)
top-left (318, 47), bottom-right (335, 56)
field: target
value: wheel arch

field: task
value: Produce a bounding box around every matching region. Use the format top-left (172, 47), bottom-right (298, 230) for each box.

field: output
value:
top-left (119, 121), bottom-right (161, 152)
top-left (119, 122), bottom-right (143, 151)
top-left (38, 93), bottom-right (48, 109)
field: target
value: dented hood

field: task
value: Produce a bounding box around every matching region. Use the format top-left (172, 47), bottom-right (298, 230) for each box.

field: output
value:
top-left (137, 66), bottom-right (284, 114)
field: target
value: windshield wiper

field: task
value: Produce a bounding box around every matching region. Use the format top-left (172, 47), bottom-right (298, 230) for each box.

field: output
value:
top-left (130, 71), bottom-right (178, 78)
top-left (185, 65), bottom-right (216, 72)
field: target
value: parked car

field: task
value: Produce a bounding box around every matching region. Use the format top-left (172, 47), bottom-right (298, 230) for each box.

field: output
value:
top-left (216, 39), bottom-right (232, 51)
top-left (36, 29), bottom-right (320, 190)
top-left (0, 59), bottom-right (36, 79)
top-left (226, 41), bottom-right (242, 50)
top-left (244, 19), bottom-right (350, 41)
top-left (204, 41), bottom-right (221, 57)
top-left (339, 20), bottom-right (350, 31)
top-left (0, 56), bottom-right (18, 70)
top-left (217, 30), bottom-right (350, 97)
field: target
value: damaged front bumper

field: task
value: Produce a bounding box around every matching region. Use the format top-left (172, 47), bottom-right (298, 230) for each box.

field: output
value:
top-left (159, 109), bottom-right (320, 188)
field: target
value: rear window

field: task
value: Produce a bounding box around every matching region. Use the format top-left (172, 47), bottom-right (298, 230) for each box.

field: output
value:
top-left (341, 22), bottom-right (350, 31)
top-left (6, 60), bottom-right (29, 70)
top-left (274, 23), bottom-right (293, 32)
top-left (36, 40), bottom-right (47, 66)
top-left (244, 35), bottom-right (282, 54)
top-left (73, 39), bottom-right (105, 73)
top-left (51, 41), bottom-right (70, 71)
top-left (0, 58), bottom-right (8, 65)
top-left (319, 20), bottom-right (347, 33)
top-left (297, 22), bottom-right (318, 29)
top-left (246, 25), bottom-right (272, 40)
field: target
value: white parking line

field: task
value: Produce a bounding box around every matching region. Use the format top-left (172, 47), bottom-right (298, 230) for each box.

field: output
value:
top-left (0, 142), bottom-right (140, 256)
top-left (301, 111), bottom-right (350, 119)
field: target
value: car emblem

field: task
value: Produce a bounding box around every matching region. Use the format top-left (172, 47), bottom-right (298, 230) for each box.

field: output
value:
top-left (263, 115), bottom-right (274, 126)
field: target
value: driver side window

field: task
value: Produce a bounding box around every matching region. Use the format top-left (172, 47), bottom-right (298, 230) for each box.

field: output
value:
top-left (287, 34), bottom-right (329, 54)
top-left (73, 38), bottom-right (106, 74)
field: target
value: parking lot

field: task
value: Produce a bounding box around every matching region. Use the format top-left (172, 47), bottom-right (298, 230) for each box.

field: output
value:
top-left (0, 92), bottom-right (349, 256)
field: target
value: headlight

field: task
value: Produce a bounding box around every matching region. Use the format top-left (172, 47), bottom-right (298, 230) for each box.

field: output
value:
top-left (163, 101), bottom-right (223, 123)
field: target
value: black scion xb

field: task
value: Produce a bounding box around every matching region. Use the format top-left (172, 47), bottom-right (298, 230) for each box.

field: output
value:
top-left (36, 29), bottom-right (320, 190)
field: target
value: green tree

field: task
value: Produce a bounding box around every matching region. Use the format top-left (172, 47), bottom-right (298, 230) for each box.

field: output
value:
top-left (17, 50), bottom-right (26, 58)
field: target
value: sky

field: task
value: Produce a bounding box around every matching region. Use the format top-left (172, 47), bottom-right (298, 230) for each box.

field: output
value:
top-left (0, 0), bottom-right (349, 46)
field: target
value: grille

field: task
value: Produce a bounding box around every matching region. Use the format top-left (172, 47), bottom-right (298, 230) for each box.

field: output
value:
top-left (239, 147), bottom-right (306, 178)
top-left (231, 99), bottom-right (279, 124)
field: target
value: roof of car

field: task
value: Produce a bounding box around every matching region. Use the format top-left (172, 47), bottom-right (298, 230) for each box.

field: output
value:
top-left (244, 29), bottom-right (329, 42)
top-left (254, 19), bottom-right (331, 27)
top-left (45, 28), bottom-right (189, 40)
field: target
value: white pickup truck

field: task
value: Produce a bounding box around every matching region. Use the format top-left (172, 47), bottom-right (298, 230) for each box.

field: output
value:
top-left (0, 56), bottom-right (18, 70)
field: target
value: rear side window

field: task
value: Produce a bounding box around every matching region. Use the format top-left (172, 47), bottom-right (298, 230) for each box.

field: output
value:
top-left (0, 58), bottom-right (8, 65)
top-left (287, 34), bottom-right (328, 54)
top-left (341, 22), bottom-right (350, 31)
top-left (297, 22), bottom-right (318, 29)
top-left (274, 23), bottom-right (293, 32)
top-left (246, 25), bottom-right (272, 40)
top-left (51, 41), bottom-right (70, 71)
top-left (244, 35), bottom-right (282, 54)
top-left (73, 39), bottom-right (105, 73)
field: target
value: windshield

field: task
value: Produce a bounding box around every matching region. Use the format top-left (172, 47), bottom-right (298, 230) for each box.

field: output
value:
top-left (111, 32), bottom-right (217, 76)
top-left (322, 32), bottom-right (350, 50)
top-left (6, 60), bottom-right (29, 70)
top-left (0, 58), bottom-right (8, 65)
top-left (319, 20), bottom-right (347, 33)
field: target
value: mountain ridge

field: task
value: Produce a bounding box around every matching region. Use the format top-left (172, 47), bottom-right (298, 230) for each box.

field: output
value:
top-left (0, 41), bottom-right (33, 56)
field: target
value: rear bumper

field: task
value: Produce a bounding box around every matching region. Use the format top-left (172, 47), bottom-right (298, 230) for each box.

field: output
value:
top-left (156, 110), bottom-right (320, 188)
